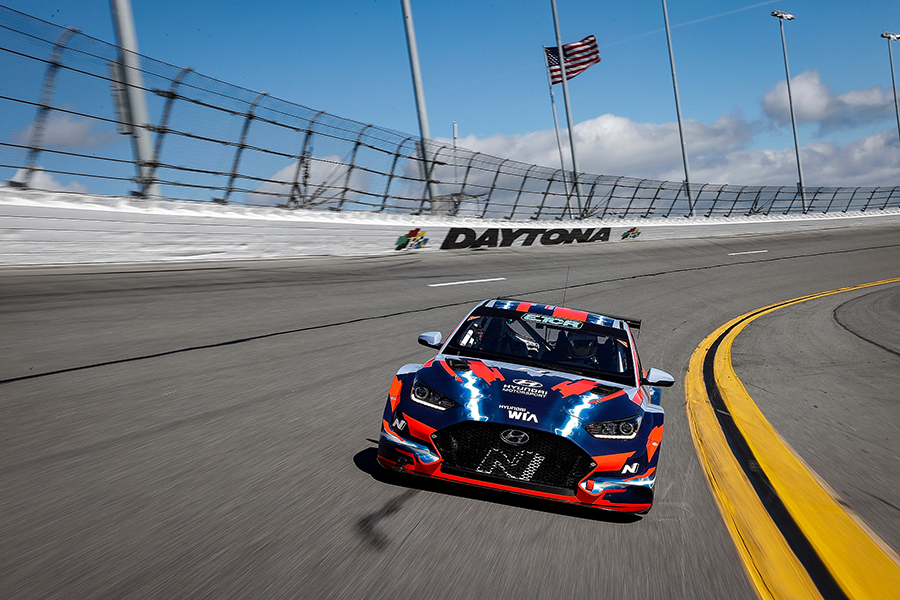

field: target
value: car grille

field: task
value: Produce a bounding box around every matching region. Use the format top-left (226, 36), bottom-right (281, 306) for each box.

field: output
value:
top-left (433, 422), bottom-right (594, 496)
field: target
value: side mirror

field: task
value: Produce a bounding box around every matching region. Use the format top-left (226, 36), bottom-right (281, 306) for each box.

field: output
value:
top-left (642, 368), bottom-right (675, 387)
top-left (417, 331), bottom-right (443, 349)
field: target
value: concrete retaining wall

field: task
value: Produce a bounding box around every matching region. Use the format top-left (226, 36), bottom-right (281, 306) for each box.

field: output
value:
top-left (3, 188), bottom-right (899, 266)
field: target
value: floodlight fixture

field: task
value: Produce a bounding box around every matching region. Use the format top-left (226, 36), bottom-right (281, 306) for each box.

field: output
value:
top-left (772, 10), bottom-right (794, 20)
top-left (882, 32), bottom-right (900, 41)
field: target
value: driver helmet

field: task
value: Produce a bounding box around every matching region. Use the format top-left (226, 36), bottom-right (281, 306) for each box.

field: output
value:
top-left (566, 333), bottom-right (597, 359)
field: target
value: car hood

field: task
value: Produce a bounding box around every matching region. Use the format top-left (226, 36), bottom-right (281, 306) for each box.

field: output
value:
top-left (419, 355), bottom-right (642, 424)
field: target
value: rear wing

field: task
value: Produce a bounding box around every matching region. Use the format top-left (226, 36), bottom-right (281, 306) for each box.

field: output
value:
top-left (607, 314), bottom-right (642, 331)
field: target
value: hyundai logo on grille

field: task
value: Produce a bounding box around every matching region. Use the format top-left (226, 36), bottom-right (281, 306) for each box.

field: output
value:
top-left (500, 429), bottom-right (530, 446)
top-left (512, 379), bottom-right (542, 388)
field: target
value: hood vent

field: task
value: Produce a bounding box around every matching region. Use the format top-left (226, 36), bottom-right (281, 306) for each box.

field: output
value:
top-left (446, 358), bottom-right (472, 372)
top-left (591, 383), bottom-right (618, 397)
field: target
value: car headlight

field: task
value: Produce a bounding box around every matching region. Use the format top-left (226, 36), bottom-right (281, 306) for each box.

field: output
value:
top-left (585, 414), bottom-right (642, 439)
top-left (410, 379), bottom-right (458, 411)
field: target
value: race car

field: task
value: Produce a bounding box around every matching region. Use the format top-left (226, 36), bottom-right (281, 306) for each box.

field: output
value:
top-left (377, 299), bottom-right (674, 514)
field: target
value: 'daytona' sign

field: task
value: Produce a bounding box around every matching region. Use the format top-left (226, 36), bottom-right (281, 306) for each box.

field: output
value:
top-left (440, 227), bottom-right (611, 250)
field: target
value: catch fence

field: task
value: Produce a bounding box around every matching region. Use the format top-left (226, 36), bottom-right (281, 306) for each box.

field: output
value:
top-left (1, 6), bottom-right (898, 220)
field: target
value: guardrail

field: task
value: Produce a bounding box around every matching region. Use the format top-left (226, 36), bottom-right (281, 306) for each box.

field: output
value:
top-left (1, 6), bottom-right (898, 220)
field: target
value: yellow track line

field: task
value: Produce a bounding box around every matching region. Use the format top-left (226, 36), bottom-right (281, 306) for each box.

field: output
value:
top-left (686, 323), bottom-right (821, 600)
top-left (686, 277), bottom-right (900, 600)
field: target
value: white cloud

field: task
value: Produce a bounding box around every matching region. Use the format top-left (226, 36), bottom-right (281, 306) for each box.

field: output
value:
top-left (574, 113), bottom-right (753, 177)
top-left (761, 70), bottom-right (896, 130)
top-left (6, 167), bottom-right (90, 193)
top-left (661, 130), bottom-right (900, 188)
top-left (445, 113), bottom-right (751, 179)
top-left (434, 79), bottom-right (900, 188)
top-left (10, 112), bottom-right (117, 150)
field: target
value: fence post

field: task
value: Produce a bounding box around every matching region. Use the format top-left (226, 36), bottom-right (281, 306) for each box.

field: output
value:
top-left (745, 188), bottom-right (762, 216)
top-left (580, 176), bottom-right (596, 218)
top-left (806, 187), bottom-right (824, 213)
top-left (599, 177), bottom-right (621, 219)
top-left (379, 136), bottom-right (415, 213)
top-left (215, 92), bottom-right (267, 204)
top-left (783, 184), bottom-right (802, 214)
top-left (508, 164), bottom-right (537, 220)
top-left (663, 182), bottom-right (683, 218)
top-left (843, 187), bottom-right (861, 212)
top-left (621, 179), bottom-right (645, 219)
top-left (535, 171), bottom-right (564, 220)
top-left (708, 184), bottom-right (727, 217)
top-left (706, 184), bottom-right (721, 217)
top-left (149, 66), bottom-right (193, 194)
top-left (645, 181), bottom-right (664, 218)
top-left (860, 188), bottom-right (876, 211)
top-left (880, 187), bottom-right (899, 210)
top-left (454, 151), bottom-right (481, 215)
top-left (337, 124), bottom-right (372, 211)
top-left (821, 188), bottom-right (839, 213)
top-left (725, 186), bottom-right (741, 217)
top-left (481, 158), bottom-right (510, 218)
top-left (414, 141), bottom-right (431, 214)
top-left (286, 110), bottom-right (324, 208)
top-left (14, 27), bottom-right (79, 189)
top-left (574, 177), bottom-right (597, 219)
top-left (426, 145), bottom-right (454, 214)
top-left (765, 188), bottom-right (782, 216)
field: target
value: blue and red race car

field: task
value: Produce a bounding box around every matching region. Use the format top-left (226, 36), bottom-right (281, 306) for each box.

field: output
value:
top-left (377, 299), bottom-right (674, 514)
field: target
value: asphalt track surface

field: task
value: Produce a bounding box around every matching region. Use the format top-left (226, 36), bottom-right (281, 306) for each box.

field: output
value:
top-left (1, 221), bottom-right (899, 599)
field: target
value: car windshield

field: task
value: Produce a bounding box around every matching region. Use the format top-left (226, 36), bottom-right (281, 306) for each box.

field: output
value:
top-left (444, 307), bottom-right (637, 386)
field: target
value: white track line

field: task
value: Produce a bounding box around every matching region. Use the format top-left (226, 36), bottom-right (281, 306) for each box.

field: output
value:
top-left (728, 250), bottom-right (769, 256)
top-left (428, 277), bottom-right (507, 287)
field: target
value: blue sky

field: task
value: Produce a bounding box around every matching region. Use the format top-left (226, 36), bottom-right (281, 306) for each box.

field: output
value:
top-left (5, 0), bottom-right (900, 187)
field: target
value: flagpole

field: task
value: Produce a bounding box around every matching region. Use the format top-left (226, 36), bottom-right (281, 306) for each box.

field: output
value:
top-left (543, 46), bottom-right (573, 218)
top-left (550, 0), bottom-right (584, 218)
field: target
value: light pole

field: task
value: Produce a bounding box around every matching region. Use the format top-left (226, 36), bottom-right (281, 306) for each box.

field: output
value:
top-left (400, 0), bottom-right (439, 204)
top-left (661, 0), bottom-right (694, 217)
top-left (882, 32), bottom-right (900, 153)
top-left (772, 10), bottom-right (807, 212)
top-left (110, 0), bottom-right (160, 198)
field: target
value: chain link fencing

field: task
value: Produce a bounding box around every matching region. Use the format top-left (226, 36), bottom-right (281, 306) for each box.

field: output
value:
top-left (2, 6), bottom-right (898, 220)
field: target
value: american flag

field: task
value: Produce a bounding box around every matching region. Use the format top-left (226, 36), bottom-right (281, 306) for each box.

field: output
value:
top-left (544, 35), bottom-right (601, 85)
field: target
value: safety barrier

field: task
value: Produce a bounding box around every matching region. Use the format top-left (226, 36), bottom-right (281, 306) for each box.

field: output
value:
top-left (5, 187), bottom-right (899, 266)
top-left (2, 6), bottom-right (899, 220)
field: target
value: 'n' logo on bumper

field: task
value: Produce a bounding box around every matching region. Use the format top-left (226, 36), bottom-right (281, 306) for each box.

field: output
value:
top-left (476, 447), bottom-right (545, 481)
